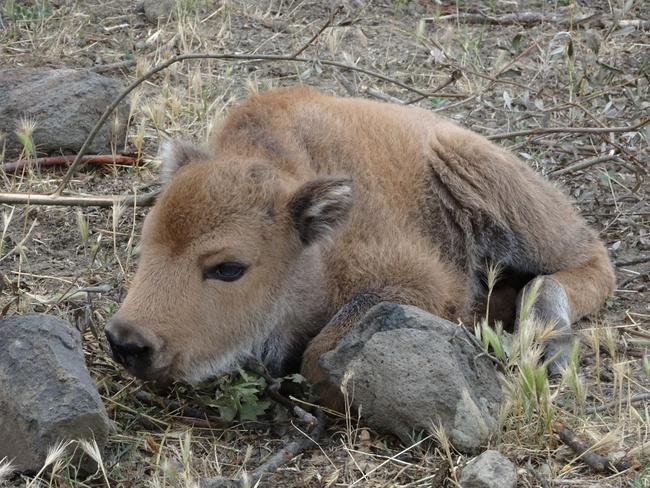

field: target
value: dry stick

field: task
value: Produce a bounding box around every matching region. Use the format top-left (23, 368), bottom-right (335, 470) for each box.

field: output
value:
top-left (619, 270), bottom-right (650, 288)
top-left (366, 87), bottom-right (406, 104)
top-left (199, 409), bottom-right (326, 488)
top-left (552, 422), bottom-right (642, 474)
top-left (52, 53), bottom-right (465, 198)
top-left (424, 11), bottom-right (605, 26)
top-left (332, 66), bottom-right (358, 96)
top-left (134, 390), bottom-right (228, 428)
top-left (1, 154), bottom-right (139, 174)
top-left (406, 69), bottom-right (463, 105)
top-left (548, 153), bottom-right (620, 177)
top-left (0, 189), bottom-right (161, 207)
top-left (263, 387), bottom-right (318, 425)
top-left (558, 101), bottom-right (648, 170)
top-left (486, 117), bottom-right (650, 141)
top-left (615, 255), bottom-right (650, 267)
top-left (291, 4), bottom-right (343, 58)
top-left (584, 393), bottom-right (650, 414)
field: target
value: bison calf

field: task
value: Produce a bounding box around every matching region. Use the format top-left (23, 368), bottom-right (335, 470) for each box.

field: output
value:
top-left (105, 87), bottom-right (615, 408)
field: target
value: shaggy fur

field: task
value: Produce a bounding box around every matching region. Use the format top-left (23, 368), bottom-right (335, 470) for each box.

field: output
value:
top-left (105, 87), bottom-right (615, 409)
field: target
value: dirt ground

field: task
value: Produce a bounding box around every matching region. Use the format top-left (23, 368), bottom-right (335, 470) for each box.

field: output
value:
top-left (1, 0), bottom-right (649, 487)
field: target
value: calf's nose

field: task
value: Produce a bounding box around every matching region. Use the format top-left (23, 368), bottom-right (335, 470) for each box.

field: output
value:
top-left (105, 319), bottom-right (156, 378)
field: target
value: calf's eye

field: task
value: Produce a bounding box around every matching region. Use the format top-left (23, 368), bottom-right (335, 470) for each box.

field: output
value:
top-left (203, 262), bottom-right (247, 282)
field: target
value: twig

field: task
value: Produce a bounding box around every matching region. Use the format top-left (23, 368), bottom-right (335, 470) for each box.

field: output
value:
top-left (366, 87), bottom-right (406, 104)
top-left (615, 255), bottom-right (650, 267)
top-left (0, 189), bottom-right (161, 207)
top-left (292, 5), bottom-right (343, 58)
top-left (264, 387), bottom-right (318, 425)
top-left (406, 69), bottom-right (462, 105)
top-left (1, 154), bottom-right (139, 174)
top-left (53, 52), bottom-right (469, 198)
top-left (548, 153), bottom-right (619, 177)
top-left (332, 67), bottom-right (358, 96)
top-left (618, 270), bottom-right (650, 288)
top-left (584, 393), bottom-right (650, 414)
top-left (424, 11), bottom-right (603, 26)
top-left (199, 409), bottom-right (326, 487)
top-left (552, 422), bottom-right (641, 474)
top-left (134, 391), bottom-right (223, 424)
top-left (486, 117), bottom-right (650, 141)
top-left (244, 360), bottom-right (317, 425)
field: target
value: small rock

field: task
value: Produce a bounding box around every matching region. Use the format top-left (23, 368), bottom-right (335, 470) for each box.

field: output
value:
top-left (0, 314), bottom-right (110, 474)
top-left (0, 68), bottom-right (129, 158)
top-left (142, 0), bottom-right (176, 23)
top-left (459, 450), bottom-right (517, 488)
top-left (319, 302), bottom-right (503, 454)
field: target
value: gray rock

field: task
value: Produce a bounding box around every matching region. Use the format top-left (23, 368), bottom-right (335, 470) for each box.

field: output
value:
top-left (142, 0), bottom-right (176, 23)
top-left (0, 68), bottom-right (129, 158)
top-left (459, 450), bottom-right (517, 488)
top-left (0, 314), bottom-right (110, 474)
top-left (320, 302), bottom-right (503, 454)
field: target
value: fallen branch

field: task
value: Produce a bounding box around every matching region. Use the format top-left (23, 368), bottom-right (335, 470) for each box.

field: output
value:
top-left (199, 409), bottom-right (326, 487)
top-left (552, 422), bottom-right (641, 474)
top-left (584, 393), bottom-right (650, 414)
top-left (1, 154), bottom-right (139, 174)
top-left (366, 87), bottom-right (406, 105)
top-left (615, 255), bottom-right (650, 267)
top-left (406, 69), bottom-right (462, 104)
top-left (424, 11), bottom-right (611, 27)
top-left (0, 189), bottom-right (161, 207)
top-left (548, 153), bottom-right (619, 177)
top-left (618, 270), bottom-right (650, 288)
top-left (134, 390), bottom-right (228, 428)
top-left (486, 117), bottom-right (650, 141)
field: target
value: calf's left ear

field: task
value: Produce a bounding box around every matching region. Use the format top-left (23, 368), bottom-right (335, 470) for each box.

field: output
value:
top-left (160, 139), bottom-right (212, 181)
top-left (289, 177), bottom-right (354, 245)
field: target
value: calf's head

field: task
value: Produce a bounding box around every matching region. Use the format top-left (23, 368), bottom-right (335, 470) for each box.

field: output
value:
top-left (105, 140), bottom-right (353, 384)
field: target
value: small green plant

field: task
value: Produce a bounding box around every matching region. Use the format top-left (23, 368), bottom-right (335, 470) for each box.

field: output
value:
top-left (392, 0), bottom-right (415, 15)
top-left (5, 0), bottom-right (52, 20)
top-left (15, 117), bottom-right (37, 161)
top-left (565, 341), bottom-right (587, 413)
top-left (195, 369), bottom-right (271, 422)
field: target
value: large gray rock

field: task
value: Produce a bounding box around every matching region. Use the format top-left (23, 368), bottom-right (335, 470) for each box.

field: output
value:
top-left (320, 302), bottom-right (503, 454)
top-left (0, 314), bottom-right (110, 474)
top-left (459, 450), bottom-right (517, 488)
top-left (0, 68), bottom-right (129, 158)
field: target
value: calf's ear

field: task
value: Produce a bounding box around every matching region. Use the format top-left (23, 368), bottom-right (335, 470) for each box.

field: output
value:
top-left (160, 139), bottom-right (211, 181)
top-left (289, 177), bottom-right (354, 245)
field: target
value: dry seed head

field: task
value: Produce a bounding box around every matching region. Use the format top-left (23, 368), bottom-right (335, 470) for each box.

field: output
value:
top-left (602, 326), bottom-right (618, 359)
top-left (136, 58), bottom-right (152, 79)
top-left (190, 67), bottom-right (203, 97)
top-left (111, 109), bottom-right (122, 140)
top-left (0, 458), bottom-right (15, 481)
top-left (17, 116), bottom-right (37, 138)
top-left (76, 210), bottom-right (89, 243)
top-left (134, 119), bottom-right (147, 155)
top-left (484, 260), bottom-right (504, 291)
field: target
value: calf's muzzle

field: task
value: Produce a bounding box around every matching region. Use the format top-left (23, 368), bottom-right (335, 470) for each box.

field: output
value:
top-left (105, 319), bottom-right (160, 380)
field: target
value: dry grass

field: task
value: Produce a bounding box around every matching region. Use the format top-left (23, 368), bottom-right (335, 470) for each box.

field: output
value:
top-left (1, 0), bottom-right (649, 487)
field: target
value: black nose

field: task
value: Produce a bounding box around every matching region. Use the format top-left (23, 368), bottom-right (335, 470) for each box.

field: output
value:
top-left (105, 321), bottom-right (154, 376)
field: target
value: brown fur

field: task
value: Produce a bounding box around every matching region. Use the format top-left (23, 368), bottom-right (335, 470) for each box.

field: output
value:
top-left (105, 87), bottom-right (615, 409)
